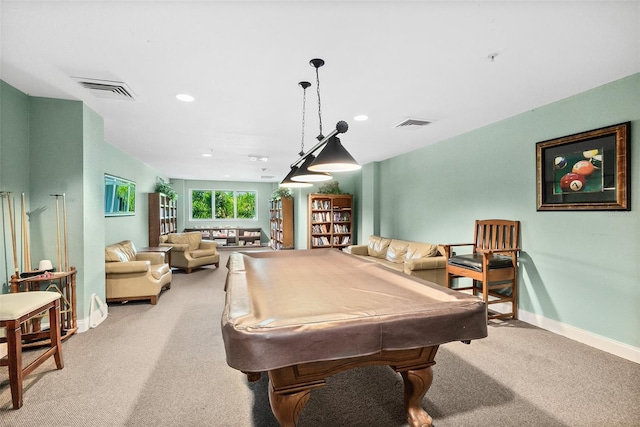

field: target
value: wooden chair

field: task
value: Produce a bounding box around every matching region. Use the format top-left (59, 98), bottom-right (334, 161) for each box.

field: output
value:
top-left (0, 291), bottom-right (64, 409)
top-left (443, 220), bottom-right (520, 320)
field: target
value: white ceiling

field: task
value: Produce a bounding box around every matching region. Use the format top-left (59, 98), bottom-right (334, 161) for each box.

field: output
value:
top-left (2, 1), bottom-right (639, 183)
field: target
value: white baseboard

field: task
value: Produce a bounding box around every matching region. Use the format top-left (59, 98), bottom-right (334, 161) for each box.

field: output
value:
top-left (76, 318), bottom-right (91, 333)
top-left (76, 313), bottom-right (108, 333)
top-left (76, 294), bottom-right (109, 332)
top-left (518, 309), bottom-right (640, 364)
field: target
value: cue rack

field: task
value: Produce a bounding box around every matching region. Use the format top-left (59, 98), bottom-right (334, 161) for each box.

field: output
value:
top-left (2, 191), bottom-right (78, 347)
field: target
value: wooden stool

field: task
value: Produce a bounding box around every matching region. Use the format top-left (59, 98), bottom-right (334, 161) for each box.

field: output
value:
top-left (0, 291), bottom-right (64, 409)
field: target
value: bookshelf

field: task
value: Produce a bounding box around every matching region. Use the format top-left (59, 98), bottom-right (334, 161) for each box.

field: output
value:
top-left (183, 227), bottom-right (263, 248)
top-left (148, 193), bottom-right (177, 247)
top-left (270, 197), bottom-right (294, 250)
top-left (308, 193), bottom-right (353, 249)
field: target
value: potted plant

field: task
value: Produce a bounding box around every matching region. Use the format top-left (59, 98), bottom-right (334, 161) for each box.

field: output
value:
top-left (317, 181), bottom-right (343, 194)
top-left (155, 181), bottom-right (178, 201)
top-left (270, 187), bottom-right (293, 201)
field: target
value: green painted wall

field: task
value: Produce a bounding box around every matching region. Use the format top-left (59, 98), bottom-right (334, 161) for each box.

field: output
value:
top-left (289, 175), bottom-right (361, 249)
top-left (171, 179), bottom-right (277, 244)
top-left (169, 175), bottom-right (362, 250)
top-left (82, 104), bottom-right (106, 312)
top-left (28, 97), bottom-right (84, 272)
top-left (0, 81), bottom-right (31, 290)
top-left (0, 81), bottom-right (163, 327)
top-left (27, 96), bottom-right (106, 324)
top-left (103, 143), bottom-right (165, 248)
top-left (171, 175), bottom-right (361, 250)
top-left (375, 73), bottom-right (640, 348)
top-left (4, 74), bottom-right (637, 351)
top-left (357, 162), bottom-right (379, 240)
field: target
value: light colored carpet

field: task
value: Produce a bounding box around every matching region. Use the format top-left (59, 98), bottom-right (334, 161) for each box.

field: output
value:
top-left (2, 249), bottom-right (639, 426)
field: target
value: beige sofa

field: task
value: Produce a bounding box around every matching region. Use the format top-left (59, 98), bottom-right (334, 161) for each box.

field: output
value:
top-left (159, 232), bottom-right (220, 273)
top-left (344, 235), bottom-right (447, 286)
top-left (105, 240), bottom-right (172, 305)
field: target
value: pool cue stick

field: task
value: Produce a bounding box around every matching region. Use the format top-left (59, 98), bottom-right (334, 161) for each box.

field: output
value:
top-left (21, 193), bottom-right (31, 271)
top-left (62, 192), bottom-right (69, 272)
top-left (52, 194), bottom-right (62, 272)
top-left (5, 192), bottom-right (19, 275)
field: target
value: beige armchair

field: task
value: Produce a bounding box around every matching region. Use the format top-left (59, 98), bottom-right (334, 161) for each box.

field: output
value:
top-left (105, 240), bottom-right (172, 305)
top-left (160, 232), bottom-right (220, 273)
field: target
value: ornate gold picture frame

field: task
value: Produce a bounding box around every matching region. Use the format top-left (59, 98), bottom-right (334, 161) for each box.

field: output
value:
top-left (536, 122), bottom-right (630, 211)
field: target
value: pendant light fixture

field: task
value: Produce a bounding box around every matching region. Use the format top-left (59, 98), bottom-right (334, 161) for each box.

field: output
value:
top-left (306, 58), bottom-right (361, 173)
top-left (280, 82), bottom-right (315, 188)
top-left (307, 135), bottom-right (362, 172)
top-left (282, 58), bottom-right (360, 185)
top-left (290, 153), bottom-right (332, 182)
top-left (289, 76), bottom-right (331, 183)
top-left (279, 165), bottom-right (312, 188)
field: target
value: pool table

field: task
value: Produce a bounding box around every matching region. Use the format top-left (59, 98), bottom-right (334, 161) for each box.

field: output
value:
top-left (222, 249), bottom-right (487, 427)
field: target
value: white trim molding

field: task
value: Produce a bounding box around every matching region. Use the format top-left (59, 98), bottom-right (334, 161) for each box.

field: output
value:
top-left (519, 309), bottom-right (640, 364)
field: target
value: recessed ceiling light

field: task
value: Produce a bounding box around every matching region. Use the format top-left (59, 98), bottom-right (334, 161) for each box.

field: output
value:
top-left (248, 155), bottom-right (269, 162)
top-left (354, 115), bottom-right (368, 121)
top-left (202, 153), bottom-right (213, 157)
top-left (176, 93), bottom-right (195, 102)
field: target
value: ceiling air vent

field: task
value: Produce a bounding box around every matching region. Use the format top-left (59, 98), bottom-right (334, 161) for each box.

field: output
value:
top-left (261, 175), bottom-right (275, 180)
top-left (72, 77), bottom-right (137, 100)
top-left (395, 118), bottom-right (433, 128)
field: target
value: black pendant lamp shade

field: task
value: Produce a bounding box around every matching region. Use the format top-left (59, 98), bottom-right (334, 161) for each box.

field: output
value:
top-left (307, 136), bottom-right (361, 172)
top-left (290, 155), bottom-right (332, 182)
top-left (280, 59), bottom-right (360, 184)
top-left (280, 166), bottom-right (313, 188)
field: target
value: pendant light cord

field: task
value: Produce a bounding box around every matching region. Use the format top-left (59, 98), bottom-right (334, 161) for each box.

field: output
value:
top-left (315, 65), bottom-right (323, 140)
top-left (302, 85), bottom-right (308, 155)
top-left (299, 81), bottom-right (310, 156)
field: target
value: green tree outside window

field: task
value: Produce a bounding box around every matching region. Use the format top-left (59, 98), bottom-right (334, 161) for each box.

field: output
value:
top-left (191, 189), bottom-right (256, 220)
top-left (236, 191), bottom-right (256, 219)
top-left (215, 191), bottom-right (234, 219)
top-left (192, 190), bottom-right (213, 219)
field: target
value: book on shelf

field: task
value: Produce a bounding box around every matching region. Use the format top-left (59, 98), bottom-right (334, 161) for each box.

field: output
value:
top-left (333, 224), bottom-right (349, 233)
top-left (311, 200), bottom-right (331, 210)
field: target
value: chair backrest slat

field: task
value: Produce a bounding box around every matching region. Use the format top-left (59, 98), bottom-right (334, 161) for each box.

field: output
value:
top-left (474, 219), bottom-right (519, 251)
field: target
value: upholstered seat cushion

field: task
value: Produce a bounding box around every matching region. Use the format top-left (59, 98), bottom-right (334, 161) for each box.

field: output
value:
top-left (406, 242), bottom-right (439, 259)
top-left (160, 232), bottom-right (220, 274)
top-left (385, 240), bottom-right (409, 263)
top-left (0, 291), bottom-right (60, 320)
top-left (191, 248), bottom-right (216, 259)
top-left (345, 236), bottom-right (447, 286)
top-left (105, 240), bottom-right (172, 305)
top-left (168, 232), bottom-right (202, 250)
top-left (105, 240), bottom-right (138, 262)
top-left (448, 253), bottom-right (513, 271)
top-left (368, 236), bottom-right (392, 258)
top-left (150, 263), bottom-right (171, 280)
top-left (105, 261), bottom-right (150, 274)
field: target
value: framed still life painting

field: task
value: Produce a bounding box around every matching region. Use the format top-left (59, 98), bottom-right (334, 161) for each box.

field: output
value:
top-left (536, 122), bottom-right (630, 211)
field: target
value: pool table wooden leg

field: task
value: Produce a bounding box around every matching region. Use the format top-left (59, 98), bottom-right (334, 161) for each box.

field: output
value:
top-left (401, 366), bottom-right (434, 427)
top-left (268, 380), bottom-right (312, 427)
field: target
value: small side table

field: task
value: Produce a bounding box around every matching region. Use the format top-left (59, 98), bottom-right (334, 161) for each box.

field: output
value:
top-left (10, 268), bottom-right (77, 348)
top-left (138, 246), bottom-right (173, 267)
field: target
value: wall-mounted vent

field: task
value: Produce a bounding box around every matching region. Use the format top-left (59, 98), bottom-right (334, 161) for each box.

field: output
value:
top-left (395, 118), bottom-right (433, 128)
top-left (72, 77), bottom-right (137, 100)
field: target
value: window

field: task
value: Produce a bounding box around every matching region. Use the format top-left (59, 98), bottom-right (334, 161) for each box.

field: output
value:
top-left (191, 190), bottom-right (213, 219)
top-left (104, 174), bottom-right (136, 216)
top-left (190, 189), bottom-right (256, 220)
